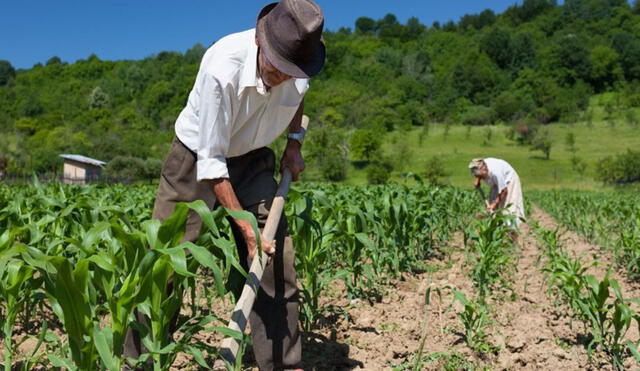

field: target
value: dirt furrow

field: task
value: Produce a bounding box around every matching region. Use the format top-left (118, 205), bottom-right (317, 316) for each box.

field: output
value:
top-left (530, 205), bottom-right (640, 370)
top-left (486, 213), bottom-right (594, 370)
top-left (303, 234), bottom-right (480, 370)
top-left (532, 206), bottom-right (640, 299)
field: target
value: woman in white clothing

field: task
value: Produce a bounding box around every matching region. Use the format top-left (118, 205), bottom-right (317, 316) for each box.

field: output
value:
top-left (468, 158), bottom-right (525, 232)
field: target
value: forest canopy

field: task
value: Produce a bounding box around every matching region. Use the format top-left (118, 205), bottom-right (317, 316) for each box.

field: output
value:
top-left (0, 0), bottom-right (639, 175)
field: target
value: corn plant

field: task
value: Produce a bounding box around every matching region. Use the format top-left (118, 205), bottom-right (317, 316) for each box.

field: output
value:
top-left (0, 183), bottom-right (252, 370)
top-left (532, 190), bottom-right (640, 281)
top-left (535, 226), bottom-right (563, 260)
top-left (577, 275), bottom-right (640, 370)
top-left (292, 183), bottom-right (479, 301)
top-left (131, 203), bottom-right (251, 370)
top-left (0, 238), bottom-right (39, 371)
top-left (616, 225), bottom-right (640, 280)
top-left (464, 212), bottom-right (516, 299)
top-left (538, 224), bottom-right (640, 369)
top-left (288, 190), bottom-right (336, 331)
top-left (543, 248), bottom-right (591, 329)
top-left (332, 204), bottom-right (380, 298)
top-left (452, 290), bottom-right (493, 353)
top-left (0, 182), bottom-right (482, 369)
top-left (411, 284), bottom-right (448, 371)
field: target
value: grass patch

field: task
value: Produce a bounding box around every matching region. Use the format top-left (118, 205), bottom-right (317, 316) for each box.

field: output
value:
top-left (359, 117), bottom-right (640, 190)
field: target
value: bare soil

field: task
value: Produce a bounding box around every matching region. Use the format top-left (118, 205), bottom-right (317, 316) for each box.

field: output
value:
top-left (269, 206), bottom-right (639, 370)
top-left (175, 206), bottom-right (640, 370)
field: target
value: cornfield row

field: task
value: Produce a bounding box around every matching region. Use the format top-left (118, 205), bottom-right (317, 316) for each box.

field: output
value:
top-left (535, 226), bottom-right (640, 369)
top-left (0, 182), bottom-right (478, 370)
top-left (531, 190), bottom-right (640, 280)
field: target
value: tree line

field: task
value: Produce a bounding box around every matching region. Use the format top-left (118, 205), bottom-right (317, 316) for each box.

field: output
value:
top-left (0, 0), bottom-right (639, 181)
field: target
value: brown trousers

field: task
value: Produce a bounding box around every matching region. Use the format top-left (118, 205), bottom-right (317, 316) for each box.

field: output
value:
top-left (123, 137), bottom-right (301, 370)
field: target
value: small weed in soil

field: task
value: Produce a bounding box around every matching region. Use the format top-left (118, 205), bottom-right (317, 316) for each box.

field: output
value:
top-left (392, 351), bottom-right (487, 371)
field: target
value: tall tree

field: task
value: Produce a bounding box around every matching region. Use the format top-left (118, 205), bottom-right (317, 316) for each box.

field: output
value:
top-left (480, 27), bottom-right (513, 69)
top-left (0, 60), bottom-right (15, 86)
top-left (355, 17), bottom-right (377, 34)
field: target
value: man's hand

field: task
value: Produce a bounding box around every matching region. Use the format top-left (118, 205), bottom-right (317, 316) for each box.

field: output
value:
top-left (280, 140), bottom-right (305, 181)
top-left (209, 179), bottom-right (276, 259)
top-left (240, 223), bottom-right (275, 259)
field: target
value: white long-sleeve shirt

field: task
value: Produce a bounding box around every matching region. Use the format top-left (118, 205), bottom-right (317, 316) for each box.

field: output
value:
top-left (175, 28), bottom-right (309, 181)
top-left (484, 158), bottom-right (515, 193)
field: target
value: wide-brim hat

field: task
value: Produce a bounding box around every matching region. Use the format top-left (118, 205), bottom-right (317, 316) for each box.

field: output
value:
top-left (256, 0), bottom-right (326, 78)
top-left (468, 158), bottom-right (485, 169)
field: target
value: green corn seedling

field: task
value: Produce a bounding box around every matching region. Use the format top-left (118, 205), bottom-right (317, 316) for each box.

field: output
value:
top-left (465, 212), bottom-right (516, 299)
top-left (0, 243), bottom-right (36, 371)
top-left (288, 190), bottom-right (335, 331)
top-left (452, 290), bottom-right (492, 353)
top-left (577, 275), bottom-right (640, 370)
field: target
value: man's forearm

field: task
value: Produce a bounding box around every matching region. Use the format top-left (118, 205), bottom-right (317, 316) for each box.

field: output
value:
top-left (288, 100), bottom-right (304, 134)
top-left (208, 179), bottom-right (254, 234)
top-left (209, 178), bottom-right (242, 210)
top-left (286, 102), bottom-right (304, 151)
top-left (281, 100), bottom-right (306, 180)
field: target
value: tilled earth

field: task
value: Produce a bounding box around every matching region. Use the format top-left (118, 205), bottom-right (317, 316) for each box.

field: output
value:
top-left (176, 206), bottom-right (640, 370)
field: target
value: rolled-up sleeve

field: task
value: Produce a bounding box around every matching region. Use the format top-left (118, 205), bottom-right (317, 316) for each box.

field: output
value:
top-left (196, 75), bottom-right (232, 181)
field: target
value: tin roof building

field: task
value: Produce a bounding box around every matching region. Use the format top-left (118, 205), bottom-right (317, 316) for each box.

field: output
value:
top-left (59, 154), bottom-right (106, 185)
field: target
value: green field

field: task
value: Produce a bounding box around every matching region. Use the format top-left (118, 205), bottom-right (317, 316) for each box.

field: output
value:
top-left (382, 120), bottom-right (638, 190)
top-left (329, 98), bottom-right (639, 190)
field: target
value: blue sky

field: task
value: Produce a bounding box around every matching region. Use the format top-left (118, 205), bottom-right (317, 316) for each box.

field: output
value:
top-left (2, 0), bottom-right (528, 69)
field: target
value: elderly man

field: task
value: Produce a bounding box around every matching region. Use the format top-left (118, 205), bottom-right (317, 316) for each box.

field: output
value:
top-left (123, 1), bottom-right (325, 369)
top-left (469, 158), bottom-right (525, 230)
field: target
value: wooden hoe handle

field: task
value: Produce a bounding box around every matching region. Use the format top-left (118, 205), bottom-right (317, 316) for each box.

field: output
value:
top-left (475, 185), bottom-right (491, 209)
top-left (218, 116), bottom-right (309, 366)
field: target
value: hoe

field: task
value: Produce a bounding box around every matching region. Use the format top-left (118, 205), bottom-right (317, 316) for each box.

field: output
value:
top-left (218, 115), bottom-right (309, 367)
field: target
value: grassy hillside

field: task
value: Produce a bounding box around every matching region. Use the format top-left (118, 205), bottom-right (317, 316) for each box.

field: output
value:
top-left (328, 95), bottom-right (640, 190)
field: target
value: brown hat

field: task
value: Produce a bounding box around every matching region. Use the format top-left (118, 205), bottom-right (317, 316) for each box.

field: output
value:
top-left (256, 0), bottom-right (326, 78)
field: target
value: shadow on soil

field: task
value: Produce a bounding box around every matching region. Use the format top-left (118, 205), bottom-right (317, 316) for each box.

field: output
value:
top-left (236, 331), bottom-right (362, 371)
top-left (301, 331), bottom-right (364, 370)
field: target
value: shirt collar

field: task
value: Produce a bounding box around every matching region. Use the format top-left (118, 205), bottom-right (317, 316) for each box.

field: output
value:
top-left (238, 38), bottom-right (268, 96)
top-left (238, 29), bottom-right (308, 97)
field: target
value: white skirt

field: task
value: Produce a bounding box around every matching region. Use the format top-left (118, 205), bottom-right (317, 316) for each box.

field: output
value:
top-left (491, 172), bottom-right (525, 228)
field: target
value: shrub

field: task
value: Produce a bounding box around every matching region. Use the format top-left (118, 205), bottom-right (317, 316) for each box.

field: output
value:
top-left (104, 156), bottom-right (160, 182)
top-left (530, 128), bottom-right (553, 159)
top-left (423, 156), bottom-right (449, 185)
top-left (596, 149), bottom-right (640, 184)
top-left (461, 105), bottom-right (496, 126)
top-left (350, 129), bottom-right (381, 162)
top-left (506, 118), bottom-right (538, 145)
top-left (482, 127), bottom-right (493, 147)
top-left (367, 159), bottom-right (393, 184)
top-left (621, 81), bottom-right (640, 107)
top-left (143, 158), bottom-right (163, 179)
top-left (492, 92), bottom-right (523, 122)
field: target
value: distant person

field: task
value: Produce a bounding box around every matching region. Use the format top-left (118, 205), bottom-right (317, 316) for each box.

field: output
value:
top-left (123, 0), bottom-right (325, 369)
top-left (468, 158), bottom-right (525, 232)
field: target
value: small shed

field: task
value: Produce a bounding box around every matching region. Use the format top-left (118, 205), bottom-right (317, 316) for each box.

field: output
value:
top-left (59, 154), bottom-right (106, 185)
